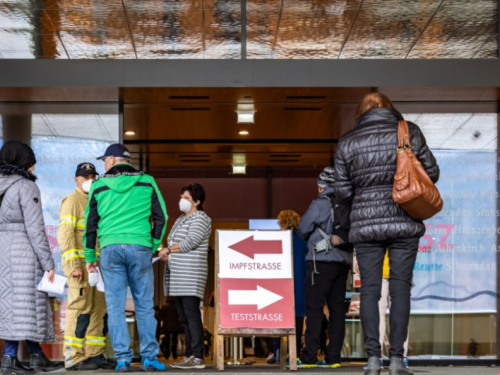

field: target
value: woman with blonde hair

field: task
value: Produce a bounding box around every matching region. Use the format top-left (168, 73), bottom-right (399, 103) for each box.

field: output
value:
top-left (334, 93), bottom-right (439, 375)
top-left (278, 210), bottom-right (308, 358)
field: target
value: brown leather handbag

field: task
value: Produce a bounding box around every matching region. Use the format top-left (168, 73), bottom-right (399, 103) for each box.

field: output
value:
top-left (392, 120), bottom-right (443, 221)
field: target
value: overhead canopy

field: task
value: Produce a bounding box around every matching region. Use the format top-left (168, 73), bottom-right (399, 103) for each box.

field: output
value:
top-left (0, 0), bottom-right (497, 59)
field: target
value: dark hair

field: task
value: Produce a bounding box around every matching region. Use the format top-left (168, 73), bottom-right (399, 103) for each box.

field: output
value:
top-left (355, 92), bottom-right (396, 120)
top-left (181, 183), bottom-right (206, 211)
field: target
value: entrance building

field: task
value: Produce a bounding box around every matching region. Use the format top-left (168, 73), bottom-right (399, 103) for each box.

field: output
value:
top-left (0, 0), bottom-right (500, 365)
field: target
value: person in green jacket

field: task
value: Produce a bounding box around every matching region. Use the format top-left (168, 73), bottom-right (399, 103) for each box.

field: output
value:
top-left (83, 143), bottom-right (168, 373)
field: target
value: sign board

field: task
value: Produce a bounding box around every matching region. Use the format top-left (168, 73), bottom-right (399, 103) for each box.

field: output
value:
top-left (214, 230), bottom-right (297, 370)
top-left (217, 230), bottom-right (295, 330)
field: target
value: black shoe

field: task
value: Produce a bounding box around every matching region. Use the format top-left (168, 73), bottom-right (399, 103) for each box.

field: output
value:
top-left (389, 357), bottom-right (413, 375)
top-left (1, 356), bottom-right (35, 375)
top-left (364, 356), bottom-right (381, 375)
top-left (65, 359), bottom-right (99, 371)
top-left (29, 353), bottom-right (64, 373)
top-left (88, 354), bottom-right (117, 370)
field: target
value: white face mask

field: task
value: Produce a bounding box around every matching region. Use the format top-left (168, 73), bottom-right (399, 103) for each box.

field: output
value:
top-left (82, 179), bottom-right (93, 193)
top-left (179, 198), bottom-right (193, 213)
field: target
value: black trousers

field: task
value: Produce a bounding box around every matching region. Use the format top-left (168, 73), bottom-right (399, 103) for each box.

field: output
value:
top-left (295, 317), bottom-right (304, 357)
top-left (160, 332), bottom-right (178, 359)
top-left (355, 237), bottom-right (420, 359)
top-left (174, 296), bottom-right (204, 359)
top-left (300, 261), bottom-right (349, 365)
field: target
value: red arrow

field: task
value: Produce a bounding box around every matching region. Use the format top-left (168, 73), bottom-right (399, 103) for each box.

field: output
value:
top-left (228, 236), bottom-right (282, 260)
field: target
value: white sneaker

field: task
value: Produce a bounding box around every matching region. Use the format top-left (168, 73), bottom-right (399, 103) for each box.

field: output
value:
top-left (171, 355), bottom-right (194, 368)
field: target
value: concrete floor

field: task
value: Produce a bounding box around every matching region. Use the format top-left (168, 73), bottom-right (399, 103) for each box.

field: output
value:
top-left (43, 359), bottom-right (500, 375)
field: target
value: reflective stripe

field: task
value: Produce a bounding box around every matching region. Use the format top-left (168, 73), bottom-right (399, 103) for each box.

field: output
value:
top-left (60, 215), bottom-right (77, 227)
top-left (86, 336), bottom-right (106, 346)
top-left (76, 219), bottom-right (85, 228)
top-left (86, 336), bottom-right (106, 340)
top-left (64, 336), bottom-right (84, 348)
top-left (63, 249), bottom-right (85, 262)
top-left (64, 335), bottom-right (85, 342)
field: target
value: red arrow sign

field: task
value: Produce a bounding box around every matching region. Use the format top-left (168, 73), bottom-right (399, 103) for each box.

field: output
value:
top-left (228, 236), bottom-right (282, 259)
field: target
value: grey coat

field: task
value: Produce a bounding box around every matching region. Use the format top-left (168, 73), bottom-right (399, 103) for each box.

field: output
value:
top-left (296, 186), bottom-right (352, 265)
top-left (0, 167), bottom-right (55, 343)
top-left (164, 211), bottom-right (212, 299)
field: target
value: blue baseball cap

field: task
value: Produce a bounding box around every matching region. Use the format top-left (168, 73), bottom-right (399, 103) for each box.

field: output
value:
top-left (96, 143), bottom-right (131, 161)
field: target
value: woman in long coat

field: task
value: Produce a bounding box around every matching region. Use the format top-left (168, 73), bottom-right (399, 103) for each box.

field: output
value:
top-left (334, 93), bottom-right (439, 375)
top-left (159, 183), bottom-right (211, 370)
top-left (0, 141), bottom-right (63, 374)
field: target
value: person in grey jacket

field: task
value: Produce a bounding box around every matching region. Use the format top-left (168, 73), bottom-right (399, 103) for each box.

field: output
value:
top-left (0, 141), bottom-right (63, 374)
top-left (159, 183), bottom-right (212, 370)
top-left (296, 166), bottom-right (352, 369)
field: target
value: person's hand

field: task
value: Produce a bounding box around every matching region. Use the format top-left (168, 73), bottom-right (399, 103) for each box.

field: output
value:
top-left (72, 269), bottom-right (84, 282)
top-left (86, 261), bottom-right (98, 273)
top-left (158, 248), bottom-right (170, 261)
top-left (48, 268), bottom-right (55, 283)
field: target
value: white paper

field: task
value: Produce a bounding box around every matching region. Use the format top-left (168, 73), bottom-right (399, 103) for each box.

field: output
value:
top-left (152, 257), bottom-right (161, 264)
top-left (38, 272), bottom-right (67, 295)
top-left (96, 267), bottom-right (105, 292)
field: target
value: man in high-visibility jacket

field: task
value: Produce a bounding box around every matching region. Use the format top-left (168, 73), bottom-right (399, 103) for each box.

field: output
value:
top-left (58, 162), bottom-right (116, 371)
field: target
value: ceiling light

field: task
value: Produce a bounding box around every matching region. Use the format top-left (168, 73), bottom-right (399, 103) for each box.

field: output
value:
top-left (236, 110), bottom-right (255, 124)
top-left (232, 164), bottom-right (246, 174)
top-left (125, 130), bottom-right (136, 136)
top-left (239, 130), bottom-right (249, 135)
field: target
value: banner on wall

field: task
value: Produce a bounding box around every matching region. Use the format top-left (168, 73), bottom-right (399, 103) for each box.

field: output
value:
top-left (411, 150), bottom-right (497, 314)
top-left (31, 137), bottom-right (111, 293)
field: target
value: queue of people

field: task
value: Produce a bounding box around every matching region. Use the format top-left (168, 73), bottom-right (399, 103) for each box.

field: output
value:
top-left (0, 92), bottom-right (439, 375)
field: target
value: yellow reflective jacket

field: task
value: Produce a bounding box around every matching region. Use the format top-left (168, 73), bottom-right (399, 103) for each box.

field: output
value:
top-left (58, 187), bottom-right (99, 276)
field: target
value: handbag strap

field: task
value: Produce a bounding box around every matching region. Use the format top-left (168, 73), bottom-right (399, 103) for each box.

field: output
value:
top-left (397, 120), bottom-right (411, 149)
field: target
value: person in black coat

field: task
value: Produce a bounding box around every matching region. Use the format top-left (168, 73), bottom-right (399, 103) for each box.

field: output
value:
top-left (334, 93), bottom-right (439, 375)
top-left (157, 298), bottom-right (182, 359)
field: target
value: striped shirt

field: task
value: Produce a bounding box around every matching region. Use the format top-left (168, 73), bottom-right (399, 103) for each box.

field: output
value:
top-left (164, 210), bottom-right (212, 298)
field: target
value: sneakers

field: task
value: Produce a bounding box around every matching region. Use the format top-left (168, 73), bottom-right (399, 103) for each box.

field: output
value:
top-left (287, 358), bottom-right (317, 369)
top-left (115, 361), bottom-right (131, 372)
top-left (175, 357), bottom-right (205, 370)
top-left (140, 359), bottom-right (166, 372)
top-left (171, 356), bottom-right (193, 369)
top-left (316, 360), bottom-right (341, 368)
top-left (363, 358), bottom-right (384, 370)
top-left (66, 359), bottom-right (99, 371)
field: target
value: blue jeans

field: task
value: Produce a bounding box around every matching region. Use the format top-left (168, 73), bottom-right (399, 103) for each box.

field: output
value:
top-left (4, 340), bottom-right (43, 357)
top-left (100, 244), bottom-right (158, 362)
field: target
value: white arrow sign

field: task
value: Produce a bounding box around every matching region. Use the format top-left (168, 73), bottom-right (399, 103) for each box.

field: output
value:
top-left (228, 286), bottom-right (284, 310)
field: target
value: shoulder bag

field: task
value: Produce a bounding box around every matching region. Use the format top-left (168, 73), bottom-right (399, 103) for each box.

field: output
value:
top-left (392, 120), bottom-right (443, 221)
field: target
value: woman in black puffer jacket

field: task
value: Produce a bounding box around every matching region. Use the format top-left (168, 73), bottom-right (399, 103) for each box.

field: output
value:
top-left (334, 93), bottom-right (439, 375)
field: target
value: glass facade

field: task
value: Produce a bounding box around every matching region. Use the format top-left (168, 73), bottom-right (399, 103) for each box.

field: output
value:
top-left (344, 113), bottom-right (498, 361)
top-left (0, 107), bottom-right (119, 359)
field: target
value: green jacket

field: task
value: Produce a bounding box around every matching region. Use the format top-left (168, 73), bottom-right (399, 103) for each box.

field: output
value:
top-left (83, 163), bottom-right (168, 263)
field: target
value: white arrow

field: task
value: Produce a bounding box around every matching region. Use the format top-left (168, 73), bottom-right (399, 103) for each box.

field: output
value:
top-left (228, 286), bottom-right (284, 310)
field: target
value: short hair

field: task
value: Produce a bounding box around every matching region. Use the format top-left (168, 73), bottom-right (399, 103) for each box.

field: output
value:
top-left (181, 183), bottom-right (206, 211)
top-left (115, 157), bottom-right (131, 164)
top-left (355, 93), bottom-right (396, 120)
top-left (278, 210), bottom-right (301, 230)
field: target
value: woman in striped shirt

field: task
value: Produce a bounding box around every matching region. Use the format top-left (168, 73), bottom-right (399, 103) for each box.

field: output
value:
top-left (159, 183), bottom-right (212, 370)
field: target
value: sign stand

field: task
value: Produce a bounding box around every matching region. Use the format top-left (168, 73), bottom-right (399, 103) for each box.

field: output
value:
top-left (213, 230), bottom-right (297, 371)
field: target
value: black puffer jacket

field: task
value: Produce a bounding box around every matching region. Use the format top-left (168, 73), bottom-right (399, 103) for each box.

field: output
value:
top-left (334, 108), bottom-right (440, 244)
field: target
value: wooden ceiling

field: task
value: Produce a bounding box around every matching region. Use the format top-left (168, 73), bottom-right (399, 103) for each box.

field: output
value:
top-left (0, 86), bottom-right (498, 174)
top-left (121, 87), bottom-right (500, 171)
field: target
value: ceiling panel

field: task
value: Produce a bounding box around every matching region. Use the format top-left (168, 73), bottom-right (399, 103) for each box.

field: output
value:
top-left (246, 0), bottom-right (280, 59)
top-left (408, 0), bottom-right (498, 58)
top-left (274, 0), bottom-right (362, 59)
top-left (340, 0), bottom-right (442, 58)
